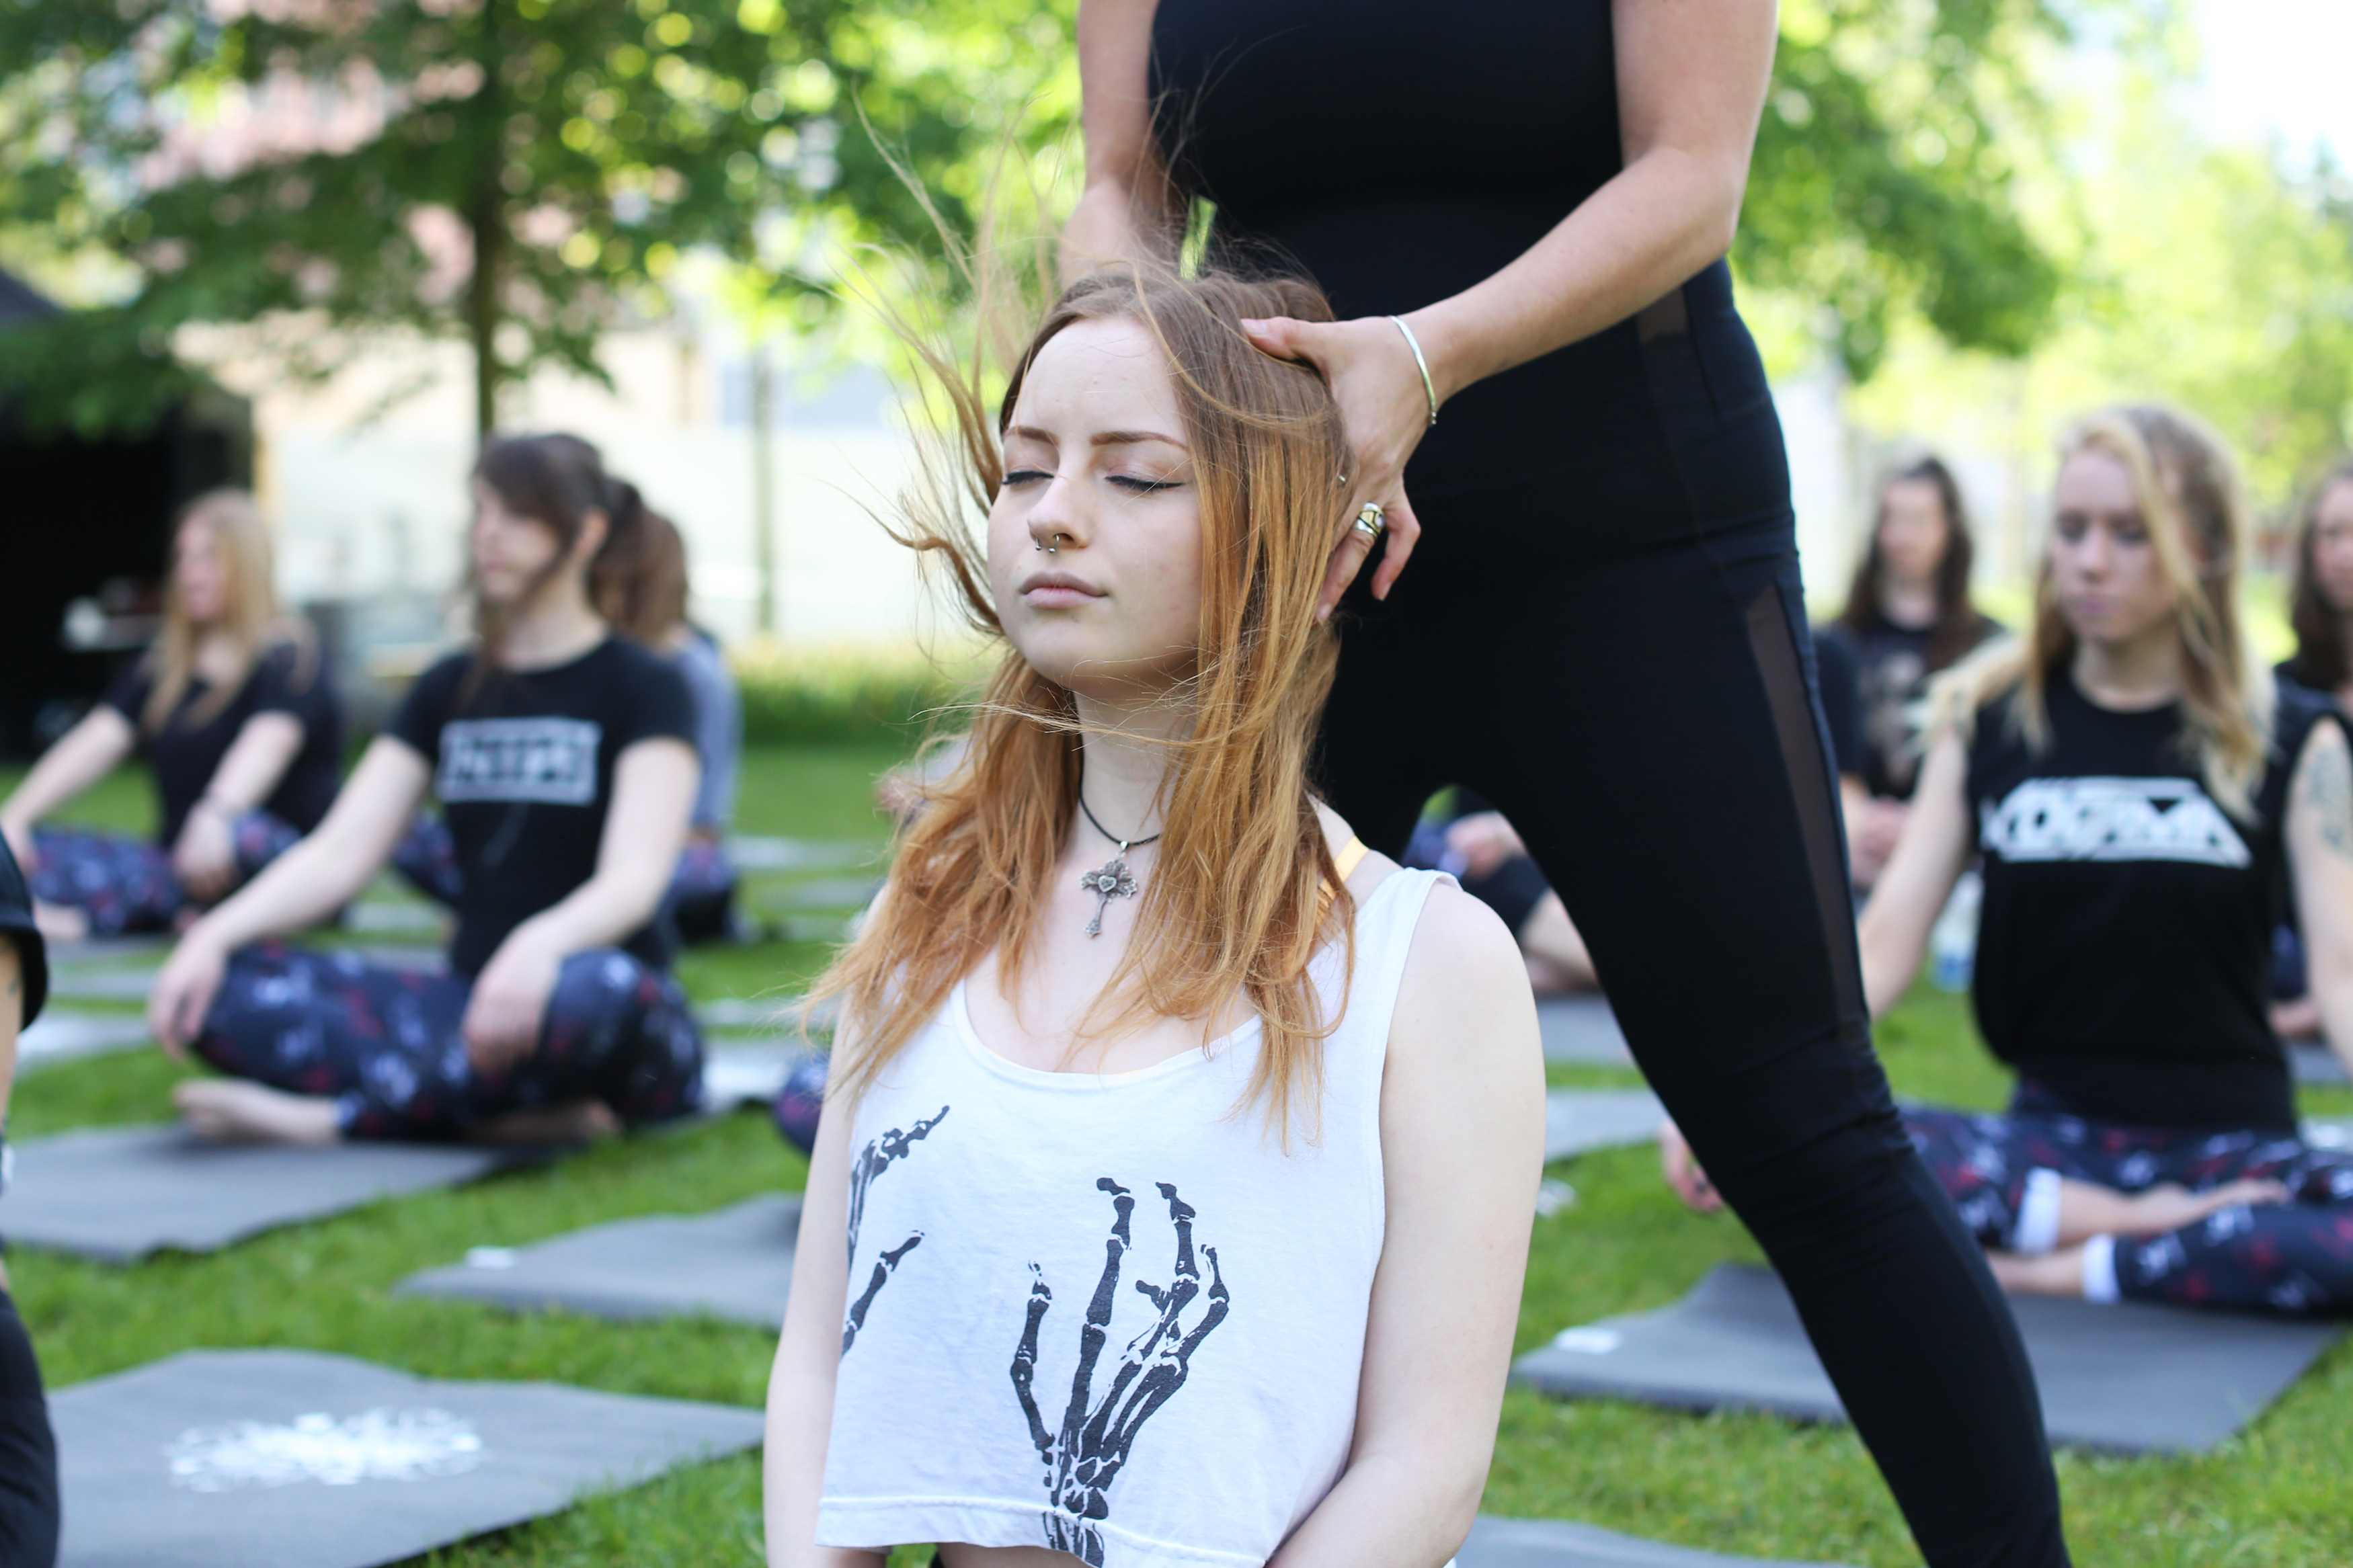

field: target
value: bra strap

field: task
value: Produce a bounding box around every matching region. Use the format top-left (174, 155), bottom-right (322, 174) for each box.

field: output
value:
top-left (1331, 836), bottom-right (1369, 883)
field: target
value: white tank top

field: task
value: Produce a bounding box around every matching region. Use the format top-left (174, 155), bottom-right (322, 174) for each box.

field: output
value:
top-left (817, 868), bottom-right (1445, 1568)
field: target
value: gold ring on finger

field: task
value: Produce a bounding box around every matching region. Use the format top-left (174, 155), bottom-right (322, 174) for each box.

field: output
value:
top-left (1351, 502), bottom-right (1386, 540)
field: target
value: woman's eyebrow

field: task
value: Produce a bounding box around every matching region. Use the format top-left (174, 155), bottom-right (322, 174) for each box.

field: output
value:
top-left (1004, 425), bottom-right (1188, 452)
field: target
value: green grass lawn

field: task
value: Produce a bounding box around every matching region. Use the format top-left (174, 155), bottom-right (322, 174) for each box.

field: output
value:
top-left (7, 745), bottom-right (2353, 1565)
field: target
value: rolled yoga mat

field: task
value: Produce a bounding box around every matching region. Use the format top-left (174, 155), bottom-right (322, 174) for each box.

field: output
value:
top-left (1458, 1515), bottom-right (1854, 1568)
top-left (397, 1193), bottom-right (802, 1328)
top-left (51, 1348), bottom-right (762, 1568)
top-left (1513, 1262), bottom-right (2345, 1454)
top-left (1, 1125), bottom-right (537, 1264)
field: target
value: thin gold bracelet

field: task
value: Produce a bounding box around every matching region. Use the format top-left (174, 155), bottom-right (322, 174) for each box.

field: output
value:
top-left (1388, 315), bottom-right (1439, 427)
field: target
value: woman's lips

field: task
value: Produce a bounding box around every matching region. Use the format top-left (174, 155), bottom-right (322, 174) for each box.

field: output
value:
top-left (1020, 569), bottom-right (1104, 607)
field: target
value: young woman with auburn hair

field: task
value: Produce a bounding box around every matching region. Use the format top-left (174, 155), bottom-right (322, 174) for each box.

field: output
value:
top-left (145, 436), bottom-right (707, 1147)
top-left (1671, 407), bottom-right (2353, 1315)
top-left (762, 264), bottom-right (1544, 1567)
top-left (0, 491), bottom-right (345, 938)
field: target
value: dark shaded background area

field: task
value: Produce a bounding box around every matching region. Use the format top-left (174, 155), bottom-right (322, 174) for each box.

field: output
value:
top-left (0, 269), bottom-right (251, 757)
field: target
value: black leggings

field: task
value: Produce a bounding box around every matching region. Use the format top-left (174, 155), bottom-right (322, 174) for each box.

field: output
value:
top-left (1319, 314), bottom-right (2065, 1565)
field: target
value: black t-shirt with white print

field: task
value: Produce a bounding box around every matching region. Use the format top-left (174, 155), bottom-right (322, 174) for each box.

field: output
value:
top-left (1966, 669), bottom-right (2334, 1133)
top-left (106, 639), bottom-right (346, 848)
top-left (388, 637), bottom-right (694, 979)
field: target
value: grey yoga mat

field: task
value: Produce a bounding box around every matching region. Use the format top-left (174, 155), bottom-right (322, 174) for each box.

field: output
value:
top-left (52, 1348), bottom-right (762, 1568)
top-left (1459, 1516), bottom-right (1853, 1568)
top-left (1, 1126), bottom-right (531, 1264)
top-left (1545, 1089), bottom-right (1665, 1163)
top-left (19, 1009), bottom-right (152, 1067)
top-left (1539, 995), bottom-right (1634, 1067)
top-left (397, 1193), bottom-right (801, 1328)
top-left (2290, 1039), bottom-right (2348, 1085)
top-left (1514, 1262), bottom-right (2345, 1454)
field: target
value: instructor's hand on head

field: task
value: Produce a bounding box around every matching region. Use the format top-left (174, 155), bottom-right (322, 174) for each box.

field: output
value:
top-left (1240, 313), bottom-right (1435, 622)
top-left (149, 930), bottom-right (227, 1063)
top-left (462, 930), bottom-right (561, 1077)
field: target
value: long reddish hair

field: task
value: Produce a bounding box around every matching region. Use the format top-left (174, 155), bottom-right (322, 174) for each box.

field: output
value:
top-left (811, 263), bottom-right (1355, 1137)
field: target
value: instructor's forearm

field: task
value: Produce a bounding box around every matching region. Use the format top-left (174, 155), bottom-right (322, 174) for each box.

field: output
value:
top-left (1271, 1449), bottom-right (1482, 1568)
top-left (2309, 968), bottom-right (2353, 1080)
top-left (1, 709), bottom-right (136, 833)
top-left (1410, 151), bottom-right (1742, 405)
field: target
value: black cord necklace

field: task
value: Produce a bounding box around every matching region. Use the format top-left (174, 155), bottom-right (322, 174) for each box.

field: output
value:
top-left (1075, 795), bottom-right (1163, 938)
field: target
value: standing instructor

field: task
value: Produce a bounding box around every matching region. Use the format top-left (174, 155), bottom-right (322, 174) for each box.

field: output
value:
top-left (1066, 3), bottom-right (2069, 1562)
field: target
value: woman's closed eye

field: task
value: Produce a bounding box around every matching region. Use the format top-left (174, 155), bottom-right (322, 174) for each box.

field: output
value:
top-left (1110, 473), bottom-right (1183, 494)
top-left (1003, 467), bottom-right (1055, 487)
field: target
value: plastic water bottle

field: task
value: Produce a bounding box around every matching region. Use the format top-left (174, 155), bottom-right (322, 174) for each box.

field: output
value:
top-left (1929, 868), bottom-right (1983, 992)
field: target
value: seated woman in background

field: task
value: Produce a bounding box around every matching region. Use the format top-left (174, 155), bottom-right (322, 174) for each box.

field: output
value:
top-left (145, 435), bottom-right (706, 1145)
top-left (1819, 457), bottom-right (2005, 889)
top-left (397, 503), bottom-right (746, 944)
top-left (2267, 458), bottom-right (2353, 1040)
top-left (1671, 407), bottom-right (2353, 1315)
top-left (1402, 788), bottom-right (1596, 993)
top-left (0, 491), bottom-right (344, 940)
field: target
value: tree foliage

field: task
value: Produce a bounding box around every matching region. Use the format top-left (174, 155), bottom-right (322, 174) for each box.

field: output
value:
top-left (0, 0), bottom-right (1073, 438)
top-left (1741, 0), bottom-right (2081, 380)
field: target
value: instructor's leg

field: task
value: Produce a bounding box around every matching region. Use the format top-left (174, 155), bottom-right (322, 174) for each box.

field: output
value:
top-left (1478, 544), bottom-right (2065, 1568)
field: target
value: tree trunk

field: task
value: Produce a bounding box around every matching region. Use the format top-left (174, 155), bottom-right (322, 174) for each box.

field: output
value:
top-left (465, 3), bottom-right (505, 444)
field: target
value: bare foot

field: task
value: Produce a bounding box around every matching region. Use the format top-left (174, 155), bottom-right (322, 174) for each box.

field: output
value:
top-left (469, 1100), bottom-right (622, 1147)
top-left (173, 1079), bottom-right (342, 1145)
top-left (2118, 1178), bottom-right (2291, 1236)
top-left (1987, 1245), bottom-right (2089, 1298)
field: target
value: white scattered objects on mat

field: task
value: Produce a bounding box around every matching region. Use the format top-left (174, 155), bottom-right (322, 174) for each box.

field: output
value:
top-left (726, 836), bottom-right (878, 873)
top-left (2, 1126), bottom-right (532, 1264)
top-left (1543, 1089), bottom-right (1665, 1163)
top-left (1513, 1262), bottom-right (2345, 1454)
top-left (397, 1194), bottom-right (802, 1328)
top-left (1459, 1515), bottom-right (1855, 1568)
top-left (19, 1010), bottom-right (153, 1067)
top-left (1538, 995), bottom-right (1634, 1067)
top-left (53, 1348), bottom-right (762, 1568)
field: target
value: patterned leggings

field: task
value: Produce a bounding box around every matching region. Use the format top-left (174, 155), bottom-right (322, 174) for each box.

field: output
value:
top-left (394, 816), bottom-right (740, 944)
top-left (194, 942), bottom-right (706, 1139)
top-left (1905, 1102), bottom-right (2353, 1315)
top-left (29, 815), bottom-right (301, 936)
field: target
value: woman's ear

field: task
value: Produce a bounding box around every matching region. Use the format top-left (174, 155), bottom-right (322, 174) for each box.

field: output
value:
top-left (571, 508), bottom-right (610, 567)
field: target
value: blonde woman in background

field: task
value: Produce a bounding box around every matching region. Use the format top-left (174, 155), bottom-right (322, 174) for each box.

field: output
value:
top-left (1666, 407), bottom-right (2353, 1315)
top-left (0, 491), bottom-right (345, 940)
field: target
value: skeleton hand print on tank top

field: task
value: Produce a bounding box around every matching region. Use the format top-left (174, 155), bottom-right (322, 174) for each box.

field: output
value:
top-left (841, 1106), bottom-right (949, 1354)
top-left (817, 869), bottom-right (1447, 1568)
top-left (1012, 1178), bottom-right (1230, 1565)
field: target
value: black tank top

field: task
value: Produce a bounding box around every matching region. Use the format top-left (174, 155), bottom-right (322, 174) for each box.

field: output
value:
top-left (1150, 0), bottom-right (1759, 502)
top-left (1966, 671), bottom-right (2334, 1132)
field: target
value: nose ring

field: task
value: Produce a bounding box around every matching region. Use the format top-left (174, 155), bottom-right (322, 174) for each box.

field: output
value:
top-left (1034, 533), bottom-right (1064, 554)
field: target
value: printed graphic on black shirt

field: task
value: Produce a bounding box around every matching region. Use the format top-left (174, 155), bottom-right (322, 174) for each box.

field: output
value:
top-left (436, 718), bottom-right (602, 805)
top-left (1982, 776), bottom-right (2251, 868)
top-left (1012, 1178), bottom-right (1229, 1565)
top-left (840, 1106), bottom-right (949, 1354)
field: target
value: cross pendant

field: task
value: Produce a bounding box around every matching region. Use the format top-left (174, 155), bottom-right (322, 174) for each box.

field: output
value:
top-left (1079, 854), bottom-right (1138, 937)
